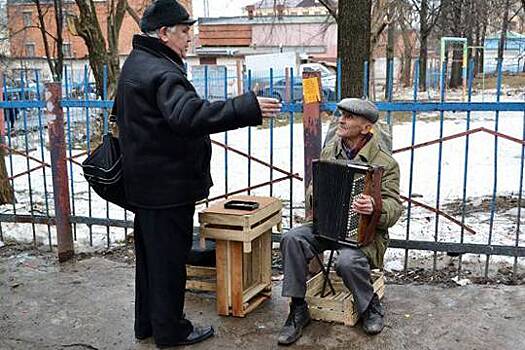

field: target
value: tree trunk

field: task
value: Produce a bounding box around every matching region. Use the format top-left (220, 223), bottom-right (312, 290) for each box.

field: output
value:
top-left (52, 0), bottom-right (64, 82)
top-left (385, 6), bottom-right (394, 100)
top-left (497, 0), bottom-right (511, 63)
top-left (399, 23), bottom-right (412, 88)
top-left (337, 0), bottom-right (372, 98)
top-left (448, 1), bottom-right (463, 89)
top-left (418, 0), bottom-right (429, 91)
top-left (480, 22), bottom-right (487, 75)
top-left (0, 145), bottom-right (15, 205)
top-left (473, 21), bottom-right (481, 76)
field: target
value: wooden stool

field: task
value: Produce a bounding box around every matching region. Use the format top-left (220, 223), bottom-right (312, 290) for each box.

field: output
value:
top-left (305, 270), bottom-right (385, 326)
top-left (199, 195), bottom-right (282, 317)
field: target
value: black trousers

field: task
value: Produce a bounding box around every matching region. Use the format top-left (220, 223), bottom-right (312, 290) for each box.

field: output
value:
top-left (134, 204), bottom-right (195, 346)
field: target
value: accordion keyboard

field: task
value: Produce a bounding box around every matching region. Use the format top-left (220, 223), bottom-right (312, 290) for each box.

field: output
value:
top-left (346, 174), bottom-right (366, 238)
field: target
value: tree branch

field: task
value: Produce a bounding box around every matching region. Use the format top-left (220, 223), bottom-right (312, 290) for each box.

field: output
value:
top-left (125, 1), bottom-right (141, 26)
top-left (318, 0), bottom-right (338, 21)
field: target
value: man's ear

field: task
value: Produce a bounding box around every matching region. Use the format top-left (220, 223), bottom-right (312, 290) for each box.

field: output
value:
top-left (158, 27), bottom-right (169, 43)
top-left (361, 122), bottom-right (373, 134)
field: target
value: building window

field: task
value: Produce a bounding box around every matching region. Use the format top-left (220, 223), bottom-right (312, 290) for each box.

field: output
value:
top-left (23, 11), bottom-right (32, 27)
top-left (25, 43), bottom-right (35, 57)
top-left (62, 43), bottom-right (72, 57)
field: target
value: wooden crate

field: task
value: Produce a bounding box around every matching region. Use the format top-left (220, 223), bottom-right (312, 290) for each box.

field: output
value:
top-left (305, 270), bottom-right (385, 326)
top-left (186, 265), bottom-right (216, 292)
top-left (198, 195), bottom-right (282, 253)
top-left (199, 196), bottom-right (282, 317)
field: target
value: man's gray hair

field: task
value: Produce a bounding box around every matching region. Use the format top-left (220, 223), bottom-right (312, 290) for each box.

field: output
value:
top-left (144, 25), bottom-right (178, 38)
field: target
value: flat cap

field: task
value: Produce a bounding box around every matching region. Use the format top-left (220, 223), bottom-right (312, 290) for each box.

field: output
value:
top-left (140, 0), bottom-right (196, 33)
top-left (337, 98), bottom-right (379, 123)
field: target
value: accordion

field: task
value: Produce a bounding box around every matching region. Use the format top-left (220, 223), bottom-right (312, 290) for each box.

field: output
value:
top-left (312, 159), bottom-right (383, 247)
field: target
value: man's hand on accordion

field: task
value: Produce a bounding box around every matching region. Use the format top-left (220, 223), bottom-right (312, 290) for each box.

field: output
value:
top-left (352, 194), bottom-right (375, 215)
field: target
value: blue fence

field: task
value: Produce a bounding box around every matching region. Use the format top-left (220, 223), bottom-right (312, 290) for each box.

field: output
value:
top-left (0, 58), bottom-right (523, 278)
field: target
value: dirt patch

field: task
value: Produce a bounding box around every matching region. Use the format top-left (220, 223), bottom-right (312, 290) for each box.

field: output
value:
top-left (385, 265), bottom-right (525, 287)
top-left (2, 239), bottom-right (524, 286)
top-left (442, 195), bottom-right (525, 216)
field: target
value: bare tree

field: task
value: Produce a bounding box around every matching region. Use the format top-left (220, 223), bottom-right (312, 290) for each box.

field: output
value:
top-left (33, 0), bottom-right (64, 82)
top-left (70, 0), bottom-right (127, 98)
top-left (410, 0), bottom-right (441, 91)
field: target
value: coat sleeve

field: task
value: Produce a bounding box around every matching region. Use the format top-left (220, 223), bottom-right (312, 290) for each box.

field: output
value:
top-left (377, 159), bottom-right (403, 230)
top-left (156, 72), bottom-right (263, 137)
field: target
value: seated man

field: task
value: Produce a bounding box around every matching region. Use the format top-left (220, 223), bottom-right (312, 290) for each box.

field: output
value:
top-left (278, 98), bottom-right (403, 345)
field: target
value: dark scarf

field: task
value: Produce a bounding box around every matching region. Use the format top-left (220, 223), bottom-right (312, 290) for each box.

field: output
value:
top-left (342, 132), bottom-right (373, 160)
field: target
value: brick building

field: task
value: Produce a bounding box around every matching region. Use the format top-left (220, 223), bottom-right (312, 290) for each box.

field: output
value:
top-left (7, 0), bottom-right (192, 73)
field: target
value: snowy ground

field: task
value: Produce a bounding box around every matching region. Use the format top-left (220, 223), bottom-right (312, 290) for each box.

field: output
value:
top-left (0, 89), bottom-right (523, 274)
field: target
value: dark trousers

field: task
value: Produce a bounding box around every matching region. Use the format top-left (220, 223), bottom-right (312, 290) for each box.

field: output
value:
top-left (134, 204), bottom-right (195, 346)
top-left (280, 224), bottom-right (374, 315)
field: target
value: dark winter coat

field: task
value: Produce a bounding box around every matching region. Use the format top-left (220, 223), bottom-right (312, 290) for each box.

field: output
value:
top-left (116, 35), bottom-right (262, 208)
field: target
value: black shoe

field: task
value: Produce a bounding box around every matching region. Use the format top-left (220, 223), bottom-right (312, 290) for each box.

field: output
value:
top-left (362, 294), bottom-right (385, 335)
top-left (135, 332), bottom-right (152, 340)
top-left (277, 303), bottom-right (311, 346)
top-left (135, 328), bottom-right (152, 340)
top-left (157, 325), bottom-right (214, 348)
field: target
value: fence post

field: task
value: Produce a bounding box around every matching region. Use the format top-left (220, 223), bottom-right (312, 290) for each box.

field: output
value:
top-left (45, 82), bottom-right (74, 262)
top-left (302, 71), bottom-right (323, 274)
top-left (302, 70), bottom-right (322, 219)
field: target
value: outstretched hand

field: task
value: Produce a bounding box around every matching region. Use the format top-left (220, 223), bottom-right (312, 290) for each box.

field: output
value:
top-left (256, 97), bottom-right (282, 118)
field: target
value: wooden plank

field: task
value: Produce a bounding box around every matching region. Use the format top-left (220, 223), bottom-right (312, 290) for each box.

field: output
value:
top-left (230, 241), bottom-right (244, 317)
top-left (242, 282), bottom-right (270, 304)
top-left (199, 196), bottom-right (281, 226)
top-left (215, 240), bottom-right (229, 315)
top-left (199, 38), bottom-right (252, 47)
top-left (200, 196), bottom-right (277, 216)
top-left (199, 212), bottom-right (246, 227)
top-left (200, 24), bottom-right (252, 33)
top-left (200, 226), bottom-right (244, 241)
top-left (186, 280), bottom-right (216, 292)
top-left (309, 307), bottom-right (345, 324)
top-left (242, 294), bottom-right (269, 316)
top-left (244, 213), bottom-right (282, 242)
top-left (201, 212), bottom-right (281, 242)
top-left (246, 202), bottom-right (282, 228)
top-left (243, 248), bottom-right (251, 289)
top-left (199, 30), bottom-right (252, 40)
top-left (260, 230), bottom-right (271, 286)
top-left (186, 265), bottom-right (216, 278)
top-left (306, 295), bottom-right (344, 312)
top-left (250, 234), bottom-right (261, 288)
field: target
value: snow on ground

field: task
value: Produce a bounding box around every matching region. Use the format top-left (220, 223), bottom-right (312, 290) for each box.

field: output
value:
top-left (1, 89), bottom-right (523, 271)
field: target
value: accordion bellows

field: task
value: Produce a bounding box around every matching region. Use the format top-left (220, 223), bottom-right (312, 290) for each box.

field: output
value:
top-left (313, 159), bottom-right (383, 247)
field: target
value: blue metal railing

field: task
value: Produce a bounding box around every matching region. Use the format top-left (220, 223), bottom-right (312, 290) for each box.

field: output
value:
top-left (0, 59), bottom-right (523, 279)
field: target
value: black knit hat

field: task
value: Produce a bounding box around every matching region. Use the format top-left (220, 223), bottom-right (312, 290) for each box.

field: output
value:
top-left (140, 0), bottom-right (196, 32)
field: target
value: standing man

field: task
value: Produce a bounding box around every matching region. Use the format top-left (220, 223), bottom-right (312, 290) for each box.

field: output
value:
top-left (116, 0), bottom-right (281, 347)
top-left (278, 98), bottom-right (402, 345)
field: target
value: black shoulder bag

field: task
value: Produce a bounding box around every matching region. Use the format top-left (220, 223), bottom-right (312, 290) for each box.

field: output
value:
top-left (81, 104), bottom-right (135, 212)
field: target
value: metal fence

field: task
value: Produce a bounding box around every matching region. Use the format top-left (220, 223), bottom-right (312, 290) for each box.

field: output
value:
top-left (0, 58), bottom-right (523, 279)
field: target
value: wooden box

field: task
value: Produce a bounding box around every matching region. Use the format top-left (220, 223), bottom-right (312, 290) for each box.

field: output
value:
top-left (199, 195), bottom-right (282, 317)
top-left (305, 270), bottom-right (385, 326)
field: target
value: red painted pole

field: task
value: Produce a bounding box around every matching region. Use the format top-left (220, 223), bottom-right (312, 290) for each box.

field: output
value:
top-left (302, 71), bottom-right (322, 219)
top-left (46, 82), bottom-right (74, 262)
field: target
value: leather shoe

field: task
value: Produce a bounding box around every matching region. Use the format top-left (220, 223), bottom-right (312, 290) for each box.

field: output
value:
top-left (277, 303), bottom-right (311, 345)
top-left (157, 325), bottom-right (214, 348)
top-left (362, 293), bottom-right (385, 335)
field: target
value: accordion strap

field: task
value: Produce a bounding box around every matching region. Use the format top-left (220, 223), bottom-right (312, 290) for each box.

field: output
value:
top-left (359, 168), bottom-right (384, 246)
